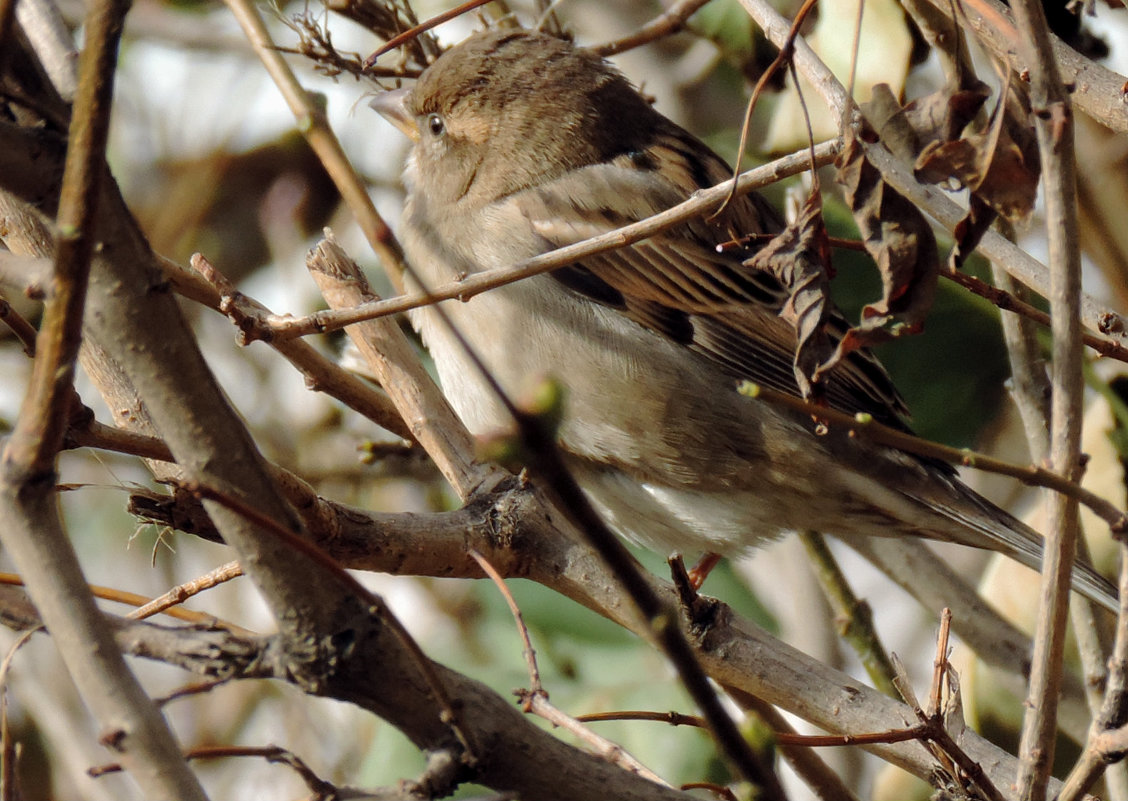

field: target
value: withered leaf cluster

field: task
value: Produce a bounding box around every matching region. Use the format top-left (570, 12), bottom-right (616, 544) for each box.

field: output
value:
top-left (762, 67), bottom-right (1041, 398)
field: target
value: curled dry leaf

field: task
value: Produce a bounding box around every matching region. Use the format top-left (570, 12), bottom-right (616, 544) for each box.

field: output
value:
top-left (865, 81), bottom-right (990, 170)
top-left (827, 131), bottom-right (939, 373)
top-left (949, 195), bottom-right (996, 270)
top-left (916, 85), bottom-right (1040, 219)
top-left (743, 189), bottom-right (833, 400)
top-left (863, 73), bottom-right (1040, 268)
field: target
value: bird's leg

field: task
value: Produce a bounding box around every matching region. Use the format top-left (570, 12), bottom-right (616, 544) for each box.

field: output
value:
top-left (686, 552), bottom-right (723, 591)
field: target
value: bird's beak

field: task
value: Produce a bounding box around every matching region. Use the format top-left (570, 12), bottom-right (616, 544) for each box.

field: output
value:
top-left (370, 89), bottom-right (418, 142)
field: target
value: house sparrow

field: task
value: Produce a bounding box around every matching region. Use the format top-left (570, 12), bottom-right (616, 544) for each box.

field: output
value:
top-left (371, 28), bottom-right (1116, 610)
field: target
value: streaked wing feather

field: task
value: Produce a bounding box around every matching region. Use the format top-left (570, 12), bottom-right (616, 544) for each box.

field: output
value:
top-left (515, 157), bottom-right (912, 430)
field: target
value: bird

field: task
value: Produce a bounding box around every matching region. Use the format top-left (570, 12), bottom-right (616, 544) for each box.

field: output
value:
top-left (370, 27), bottom-right (1117, 611)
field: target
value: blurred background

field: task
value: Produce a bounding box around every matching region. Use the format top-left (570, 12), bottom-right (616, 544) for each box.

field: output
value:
top-left (2, 1), bottom-right (1128, 798)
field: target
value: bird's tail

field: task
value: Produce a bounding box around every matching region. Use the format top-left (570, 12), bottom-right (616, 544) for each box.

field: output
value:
top-left (930, 481), bottom-right (1118, 613)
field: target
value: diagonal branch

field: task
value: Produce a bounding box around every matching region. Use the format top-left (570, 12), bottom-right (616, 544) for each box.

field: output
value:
top-left (258, 141), bottom-right (839, 340)
top-left (0, 0), bottom-right (208, 796)
top-left (944, 0), bottom-right (1128, 134)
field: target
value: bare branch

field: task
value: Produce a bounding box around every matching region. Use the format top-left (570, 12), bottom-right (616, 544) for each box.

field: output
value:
top-left (265, 142), bottom-right (838, 340)
top-left (1007, 1), bottom-right (1086, 795)
top-left (0, 0), bottom-right (208, 794)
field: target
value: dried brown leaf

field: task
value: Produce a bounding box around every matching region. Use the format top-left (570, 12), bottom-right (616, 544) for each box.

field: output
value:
top-left (744, 191), bottom-right (833, 400)
top-left (949, 195), bottom-right (995, 270)
top-left (827, 133), bottom-right (939, 372)
top-left (919, 81), bottom-right (1039, 267)
top-left (864, 80), bottom-right (989, 170)
top-left (863, 70), bottom-right (1039, 269)
top-left (916, 99), bottom-right (1039, 221)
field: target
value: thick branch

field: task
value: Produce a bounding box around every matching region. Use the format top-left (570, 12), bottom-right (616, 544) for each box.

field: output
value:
top-left (939, 0), bottom-right (1128, 134)
top-left (0, 588), bottom-right (710, 801)
top-left (218, 482), bottom-right (1089, 796)
top-left (0, 1), bottom-right (208, 797)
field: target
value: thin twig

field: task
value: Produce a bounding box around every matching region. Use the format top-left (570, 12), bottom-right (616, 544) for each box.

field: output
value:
top-left (154, 678), bottom-right (234, 707)
top-left (798, 531), bottom-right (898, 698)
top-left (577, 710), bottom-right (707, 727)
top-left (717, 0), bottom-right (818, 216)
top-left (470, 548), bottom-right (670, 786)
top-left (0, 572), bottom-right (246, 630)
top-left (15, 17), bottom-right (108, 470)
top-left (515, 691), bottom-right (670, 786)
top-left (0, 627), bottom-right (38, 801)
top-left (945, 266), bottom-right (1128, 362)
top-left (723, 688), bottom-right (862, 801)
top-left (0, 296), bottom-right (37, 356)
top-left (928, 609), bottom-right (953, 715)
top-left (365, 0), bottom-right (489, 63)
top-left (126, 560), bottom-right (244, 621)
top-left (591, 0), bottom-right (712, 56)
top-left (994, 237), bottom-right (1113, 769)
top-left (890, 612), bottom-right (1008, 801)
top-left (581, 706), bottom-right (929, 748)
top-left (305, 235), bottom-right (500, 499)
top-left (91, 744), bottom-right (339, 798)
top-left (261, 141), bottom-right (839, 340)
top-left (1058, 542), bottom-right (1128, 801)
top-left (189, 252), bottom-right (414, 441)
top-left (221, 0), bottom-right (408, 289)
top-left (64, 417), bottom-right (173, 461)
top-left (467, 549), bottom-right (542, 695)
top-left (990, 256), bottom-right (1054, 462)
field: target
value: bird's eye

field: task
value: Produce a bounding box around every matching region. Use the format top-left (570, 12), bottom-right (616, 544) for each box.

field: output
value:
top-left (426, 114), bottom-right (445, 137)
